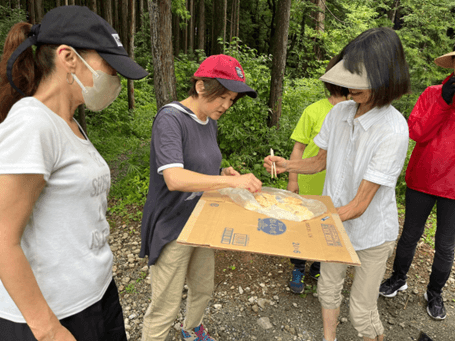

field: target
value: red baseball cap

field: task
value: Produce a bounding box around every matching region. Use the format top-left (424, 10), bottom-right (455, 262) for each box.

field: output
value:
top-left (194, 55), bottom-right (257, 98)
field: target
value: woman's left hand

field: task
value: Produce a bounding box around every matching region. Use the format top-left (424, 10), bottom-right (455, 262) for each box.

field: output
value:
top-left (221, 167), bottom-right (240, 176)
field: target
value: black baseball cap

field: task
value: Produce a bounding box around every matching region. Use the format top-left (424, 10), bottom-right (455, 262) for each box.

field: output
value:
top-left (7, 6), bottom-right (148, 96)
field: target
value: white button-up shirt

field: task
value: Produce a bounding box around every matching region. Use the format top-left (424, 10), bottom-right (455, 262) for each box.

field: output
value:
top-left (314, 100), bottom-right (409, 251)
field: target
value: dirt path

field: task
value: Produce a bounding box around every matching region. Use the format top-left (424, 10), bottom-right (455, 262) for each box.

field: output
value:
top-left (109, 214), bottom-right (455, 341)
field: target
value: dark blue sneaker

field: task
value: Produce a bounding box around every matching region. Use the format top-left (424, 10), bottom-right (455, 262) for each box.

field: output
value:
top-left (309, 263), bottom-right (321, 280)
top-left (424, 291), bottom-right (446, 320)
top-left (289, 267), bottom-right (305, 294)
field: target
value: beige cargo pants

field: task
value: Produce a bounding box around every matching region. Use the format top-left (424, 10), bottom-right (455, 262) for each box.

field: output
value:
top-left (141, 240), bottom-right (215, 341)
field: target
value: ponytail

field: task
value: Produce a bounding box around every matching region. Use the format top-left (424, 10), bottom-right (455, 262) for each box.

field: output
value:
top-left (0, 23), bottom-right (58, 123)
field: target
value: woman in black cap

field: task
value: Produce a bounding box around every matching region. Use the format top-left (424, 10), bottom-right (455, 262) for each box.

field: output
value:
top-left (140, 54), bottom-right (261, 341)
top-left (0, 6), bottom-right (147, 341)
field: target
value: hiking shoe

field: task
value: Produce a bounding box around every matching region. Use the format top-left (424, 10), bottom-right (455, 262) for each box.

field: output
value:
top-left (379, 276), bottom-right (407, 297)
top-left (424, 291), bottom-right (446, 320)
top-left (289, 268), bottom-right (305, 294)
top-left (181, 324), bottom-right (216, 341)
top-left (309, 263), bottom-right (321, 280)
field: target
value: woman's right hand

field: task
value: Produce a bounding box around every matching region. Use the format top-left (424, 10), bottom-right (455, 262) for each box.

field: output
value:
top-left (231, 173), bottom-right (262, 193)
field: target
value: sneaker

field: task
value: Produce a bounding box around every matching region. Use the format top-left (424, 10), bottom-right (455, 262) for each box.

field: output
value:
top-left (309, 263), bottom-right (320, 280)
top-left (424, 291), bottom-right (446, 320)
top-left (289, 268), bottom-right (305, 294)
top-left (181, 324), bottom-right (217, 341)
top-left (379, 276), bottom-right (407, 298)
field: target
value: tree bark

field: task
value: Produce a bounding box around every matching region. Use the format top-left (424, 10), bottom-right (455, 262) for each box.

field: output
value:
top-left (183, 0), bottom-right (188, 54)
top-left (127, 0), bottom-right (135, 110)
top-left (267, 0), bottom-right (291, 128)
top-left (121, 0), bottom-right (129, 52)
top-left (230, 0), bottom-right (234, 42)
top-left (113, 0), bottom-right (119, 34)
top-left (35, 0), bottom-right (43, 22)
top-left (56, 0), bottom-right (60, 6)
top-left (189, 0), bottom-right (194, 52)
top-left (173, 12), bottom-right (180, 56)
top-left (148, 0), bottom-right (177, 109)
top-left (89, 0), bottom-right (96, 12)
top-left (103, 0), bottom-right (113, 26)
top-left (197, 0), bottom-right (205, 52)
top-left (27, 0), bottom-right (35, 24)
top-left (236, 0), bottom-right (239, 38)
top-left (212, 0), bottom-right (226, 54)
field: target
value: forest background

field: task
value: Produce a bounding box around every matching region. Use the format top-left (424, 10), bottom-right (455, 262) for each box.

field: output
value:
top-left (1, 0), bottom-right (454, 244)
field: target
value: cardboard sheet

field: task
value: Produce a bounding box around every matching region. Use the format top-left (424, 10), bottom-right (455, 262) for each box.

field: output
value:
top-left (177, 191), bottom-right (360, 266)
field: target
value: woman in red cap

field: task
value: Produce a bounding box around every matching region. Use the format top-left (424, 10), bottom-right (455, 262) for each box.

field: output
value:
top-left (0, 6), bottom-right (147, 341)
top-left (140, 54), bottom-right (261, 341)
top-left (379, 49), bottom-right (455, 321)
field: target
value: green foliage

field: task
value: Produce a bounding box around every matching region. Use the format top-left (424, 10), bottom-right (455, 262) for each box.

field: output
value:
top-left (395, 140), bottom-right (416, 206)
top-left (0, 6), bottom-right (26, 56)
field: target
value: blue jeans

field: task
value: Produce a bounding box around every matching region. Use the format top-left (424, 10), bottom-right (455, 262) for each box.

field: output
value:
top-left (393, 187), bottom-right (455, 295)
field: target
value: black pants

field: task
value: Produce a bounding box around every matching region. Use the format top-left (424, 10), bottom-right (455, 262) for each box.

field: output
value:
top-left (393, 187), bottom-right (455, 295)
top-left (290, 258), bottom-right (320, 272)
top-left (0, 279), bottom-right (127, 341)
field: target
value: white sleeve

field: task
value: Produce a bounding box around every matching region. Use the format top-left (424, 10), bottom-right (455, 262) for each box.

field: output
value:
top-left (313, 108), bottom-right (333, 150)
top-left (0, 107), bottom-right (58, 181)
top-left (363, 133), bottom-right (409, 187)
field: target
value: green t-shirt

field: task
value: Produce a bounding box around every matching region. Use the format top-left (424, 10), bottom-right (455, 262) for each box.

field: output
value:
top-left (290, 98), bottom-right (333, 195)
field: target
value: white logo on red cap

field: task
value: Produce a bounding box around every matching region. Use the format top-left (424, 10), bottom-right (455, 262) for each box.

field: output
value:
top-left (112, 34), bottom-right (123, 47)
top-left (235, 66), bottom-right (244, 79)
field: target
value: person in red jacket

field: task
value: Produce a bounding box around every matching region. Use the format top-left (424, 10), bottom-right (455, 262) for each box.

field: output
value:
top-left (379, 49), bottom-right (455, 320)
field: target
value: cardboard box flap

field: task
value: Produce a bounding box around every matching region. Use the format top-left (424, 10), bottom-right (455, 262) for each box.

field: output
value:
top-left (178, 191), bottom-right (361, 266)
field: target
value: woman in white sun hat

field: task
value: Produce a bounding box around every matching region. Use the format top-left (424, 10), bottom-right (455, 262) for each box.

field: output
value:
top-left (264, 27), bottom-right (411, 341)
top-left (379, 48), bottom-right (455, 321)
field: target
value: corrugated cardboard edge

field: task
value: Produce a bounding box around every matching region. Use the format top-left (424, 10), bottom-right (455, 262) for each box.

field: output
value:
top-left (177, 199), bottom-right (206, 243)
top-left (332, 213), bottom-right (361, 266)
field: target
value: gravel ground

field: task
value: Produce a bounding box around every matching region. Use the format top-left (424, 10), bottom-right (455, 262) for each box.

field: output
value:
top-left (108, 218), bottom-right (455, 341)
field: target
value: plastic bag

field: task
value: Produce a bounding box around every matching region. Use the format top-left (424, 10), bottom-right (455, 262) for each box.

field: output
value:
top-left (218, 186), bottom-right (327, 222)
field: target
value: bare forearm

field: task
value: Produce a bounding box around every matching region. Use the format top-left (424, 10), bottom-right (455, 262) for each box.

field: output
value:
top-left (0, 244), bottom-right (57, 334)
top-left (288, 145), bottom-right (305, 183)
top-left (285, 156), bottom-right (325, 174)
top-left (165, 169), bottom-right (233, 192)
top-left (336, 180), bottom-right (380, 222)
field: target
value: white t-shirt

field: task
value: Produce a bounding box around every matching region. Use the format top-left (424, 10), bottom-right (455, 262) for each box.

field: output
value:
top-left (314, 100), bottom-right (409, 251)
top-left (0, 97), bottom-right (113, 322)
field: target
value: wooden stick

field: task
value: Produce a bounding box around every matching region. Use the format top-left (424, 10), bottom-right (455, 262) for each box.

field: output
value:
top-left (270, 148), bottom-right (276, 178)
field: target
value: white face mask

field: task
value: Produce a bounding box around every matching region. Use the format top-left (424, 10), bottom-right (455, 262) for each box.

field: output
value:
top-left (71, 49), bottom-right (122, 111)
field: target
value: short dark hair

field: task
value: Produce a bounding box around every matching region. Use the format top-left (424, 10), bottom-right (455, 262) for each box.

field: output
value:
top-left (323, 54), bottom-right (349, 97)
top-left (188, 76), bottom-right (245, 104)
top-left (339, 27), bottom-right (410, 107)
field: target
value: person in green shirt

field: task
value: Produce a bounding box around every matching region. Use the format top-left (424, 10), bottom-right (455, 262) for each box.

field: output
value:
top-left (288, 56), bottom-right (348, 294)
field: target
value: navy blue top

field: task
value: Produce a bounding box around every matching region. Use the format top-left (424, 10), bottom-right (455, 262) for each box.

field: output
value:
top-left (140, 102), bottom-right (222, 265)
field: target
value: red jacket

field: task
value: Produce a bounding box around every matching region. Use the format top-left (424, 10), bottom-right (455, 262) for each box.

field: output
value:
top-left (405, 74), bottom-right (455, 199)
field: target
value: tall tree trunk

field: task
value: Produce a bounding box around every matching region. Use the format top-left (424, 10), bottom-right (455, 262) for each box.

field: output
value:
top-left (56, 0), bottom-right (60, 6)
top-left (173, 13), bottom-right (180, 56)
top-left (212, 0), bottom-right (226, 54)
top-left (127, 0), bottom-right (135, 109)
top-left (236, 0), bottom-right (239, 38)
top-left (89, 0), bottom-right (96, 12)
top-left (28, 0), bottom-right (35, 24)
top-left (148, 0), bottom-right (177, 109)
top-left (230, 0), bottom-right (234, 42)
top-left (267, 0), bottom-right (291, 128)
top-left (137, 0), bottom-right (144, 31)
top-left (113, 0), bottom-right (119, 34)
top-left (121, 0), bottom-right (129, 53)
top-left (189, 0), bottom-right (194, 52)
top-left (35, 0), bottom-right (43, 22)
top-left (103, 0), bottom-right (113, 26)
top-left (183, 0), bottom-right (188, 54)
top-left (197, 0), bottom-right (205, 52)
top-left (313, 0), bottom-right (325, 60)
